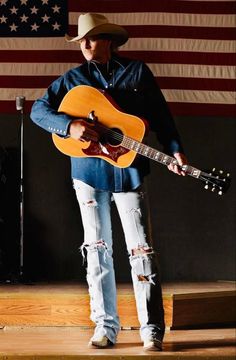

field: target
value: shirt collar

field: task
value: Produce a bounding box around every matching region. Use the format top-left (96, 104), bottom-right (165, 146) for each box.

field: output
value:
top-left (88, 53), bottom-right (125, 72)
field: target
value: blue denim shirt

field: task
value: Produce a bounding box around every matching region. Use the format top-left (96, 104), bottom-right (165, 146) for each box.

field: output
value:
top-left (31, 54), bottom-right (183, 192)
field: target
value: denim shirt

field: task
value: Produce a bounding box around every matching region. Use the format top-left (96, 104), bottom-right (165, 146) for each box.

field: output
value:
top-left (30, 54), bottom-right (183, 192)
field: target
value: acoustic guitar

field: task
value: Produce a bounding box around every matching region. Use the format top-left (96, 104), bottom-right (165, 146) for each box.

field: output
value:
top-left (52, 85), bottom-right (230, 196)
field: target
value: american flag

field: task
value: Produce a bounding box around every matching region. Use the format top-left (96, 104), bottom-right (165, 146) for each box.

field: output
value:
top-left (0, 0), bottom-right (235, 116)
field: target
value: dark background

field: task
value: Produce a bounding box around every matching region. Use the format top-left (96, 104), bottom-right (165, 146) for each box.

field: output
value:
top-left (0, 114), bottom-right (235, 283)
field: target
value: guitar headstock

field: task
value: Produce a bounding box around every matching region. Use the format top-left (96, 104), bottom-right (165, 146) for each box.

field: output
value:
top-left (200, 168), bottom-right (231, 196)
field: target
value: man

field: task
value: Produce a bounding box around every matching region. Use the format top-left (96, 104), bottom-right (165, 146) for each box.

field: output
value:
top-left (31, 13), bottom-right (187, 351)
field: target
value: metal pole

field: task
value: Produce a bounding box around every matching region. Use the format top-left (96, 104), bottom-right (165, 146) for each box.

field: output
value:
top-left (16, 96), bottom-right (25, 278)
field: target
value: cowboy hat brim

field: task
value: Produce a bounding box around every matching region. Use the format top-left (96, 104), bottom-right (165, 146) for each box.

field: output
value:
top-left (65, 23), bottom-right (128, 46)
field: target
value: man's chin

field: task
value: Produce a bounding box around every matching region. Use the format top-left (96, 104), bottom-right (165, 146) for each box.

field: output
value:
top-left (83, 53), bottom-right (94, 62)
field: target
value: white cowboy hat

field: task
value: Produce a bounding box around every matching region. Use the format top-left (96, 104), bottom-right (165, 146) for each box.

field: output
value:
top-left (66, 13), bottom-right (129, 46)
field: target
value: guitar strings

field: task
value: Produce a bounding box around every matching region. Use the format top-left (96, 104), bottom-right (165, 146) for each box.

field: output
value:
top-left (88, 122), bottom-right (177, 163)
top-left (87, 122), bottom-right (190, 168)
top-left (91, 122), bottom-right (140, 145)
top-left (88, 122), bottom-right (127, 144)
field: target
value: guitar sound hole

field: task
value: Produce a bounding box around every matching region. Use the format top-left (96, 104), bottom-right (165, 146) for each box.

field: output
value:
top-left (101, 127), bottom-right (123, 146)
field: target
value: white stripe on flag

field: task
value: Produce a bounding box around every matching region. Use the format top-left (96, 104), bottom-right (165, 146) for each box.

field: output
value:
top-left (163, 89), bottom-right (236, 104)
top-left (1, 88), bottom-right (235, 105)
top-left (0, 62), bottom-right (234, 79)
top-left (122, 38), bottom-right (236, 53)
top-left (0, 63), bottom-right (78, 76)
top-left (0, 37), bottom-right (235, 53)
top-left (69, 12), bottom-right (236, 28)
top-left (149, 63), bottom-right (235, 79)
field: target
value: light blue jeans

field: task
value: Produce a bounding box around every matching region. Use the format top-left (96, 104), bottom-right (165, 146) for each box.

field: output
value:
top-left (73, 179), bottom-right (165, 344)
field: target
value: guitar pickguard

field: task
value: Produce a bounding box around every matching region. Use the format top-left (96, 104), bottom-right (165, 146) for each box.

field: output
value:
top-left (82, 141), bottom-right (129, 162)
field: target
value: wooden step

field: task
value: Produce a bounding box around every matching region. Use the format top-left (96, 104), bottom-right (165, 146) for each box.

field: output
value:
top-left (0, 281), bottom-right (235, 329)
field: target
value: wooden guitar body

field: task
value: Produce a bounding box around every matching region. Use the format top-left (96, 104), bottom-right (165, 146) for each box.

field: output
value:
top-left (52, 85), bottom-right (146, 167)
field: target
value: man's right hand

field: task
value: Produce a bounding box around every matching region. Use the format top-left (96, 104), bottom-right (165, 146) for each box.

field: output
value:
top-left (68, 120), bottom-right (87, 140)
top-left (68, 120), bottom-right (98, 142)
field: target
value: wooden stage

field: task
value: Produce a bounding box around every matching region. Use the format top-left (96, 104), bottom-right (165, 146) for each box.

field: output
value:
top-left (0, 327), bottom-right (235, 359)
top-left (0, 281), bottom-right (235, 359)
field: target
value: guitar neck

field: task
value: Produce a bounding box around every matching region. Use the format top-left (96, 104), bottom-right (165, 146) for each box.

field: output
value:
top-left (122, 136), bottom-right (201, 179)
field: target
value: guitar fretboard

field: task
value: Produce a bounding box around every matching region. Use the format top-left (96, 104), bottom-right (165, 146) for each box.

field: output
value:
top-left (122, 136), bottom-right (201, 178)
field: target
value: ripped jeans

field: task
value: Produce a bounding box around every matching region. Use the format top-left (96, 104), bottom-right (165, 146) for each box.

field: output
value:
top-left (73, 179), bottom-right (165, 344)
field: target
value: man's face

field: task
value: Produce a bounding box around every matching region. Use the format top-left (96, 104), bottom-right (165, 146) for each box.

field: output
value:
top-left (79, 35), bottom-right (112, 63)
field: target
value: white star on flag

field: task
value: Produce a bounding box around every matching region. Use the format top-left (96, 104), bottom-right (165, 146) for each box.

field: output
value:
top-left (30, 6), bottom-right (39, 14)
top-left (31, 22), bottom-right (40, 31)
top-left (0, 14), bottom-right (7, 23)
top-left (10, 6), bottom-right (18, 14)
top-left (52, 21), bottom-right (60, 30)
top-left (9, 22), bottom-right (18, 31)
top-left (52, 5), bottom-right (60, 13)
top-left (41, 14), bottom-right (50, 22)
top-left (0, 0), bottom-right (8, 6)
top-left (20, 14), bottom-right (28, 22)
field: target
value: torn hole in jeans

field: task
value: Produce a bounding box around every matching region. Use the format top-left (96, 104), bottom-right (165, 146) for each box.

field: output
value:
top-left (137, 273), bottom-right (157, 285)
top-left (130, 247), bottom-right (159, 285)
top-left (82, 199), bottom-right (98, 207)
top-left (80, 239), bottom-right (109, 263)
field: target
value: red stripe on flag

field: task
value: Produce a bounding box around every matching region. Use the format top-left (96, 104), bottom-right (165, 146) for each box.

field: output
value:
top-left (0, 101), bottom-right (34, 114)
top-left (0, 76), bottom-right (58, 88)
top-left (123, 52), bottom-right (236, 66)
top-left (0, 51), bottom-right (235, 66)
top-left (168, 102), bottom-right (236, 117)
top-left (125, 26), bottom-right (236, 41)
top-left (68, 0), bottom-right (236, 14)
top-left (156, 77), bottom-right (236, 91)
top-left (0, 50), bottom-right (83, 64)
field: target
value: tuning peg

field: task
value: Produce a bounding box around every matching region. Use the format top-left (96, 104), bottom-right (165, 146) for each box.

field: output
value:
top-left (218, 190), bottom-right (223, 195)
top-left (211, 187), bottom-right (216, 192)
top-left (204, 185), bottom-right (209, 190)
top-left (219, 170), bottom-right (223, 174)
top-left (227, 173), bottom-right (230, 177)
